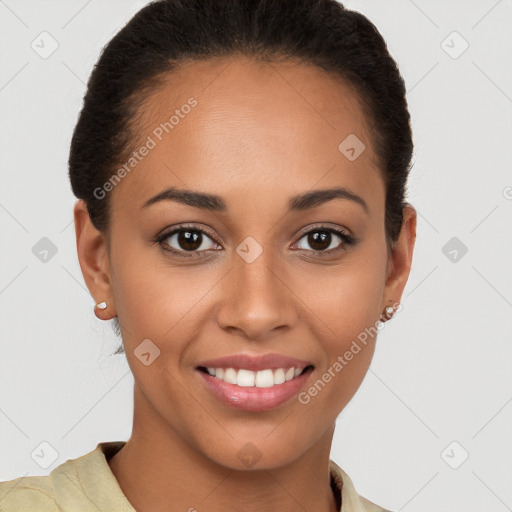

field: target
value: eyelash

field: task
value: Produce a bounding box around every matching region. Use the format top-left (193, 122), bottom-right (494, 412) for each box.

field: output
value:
top-left (154, 223), bottom-right (358, 259)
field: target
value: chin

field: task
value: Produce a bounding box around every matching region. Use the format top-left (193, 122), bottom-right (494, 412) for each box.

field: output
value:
top-left (198, 432), bottom-right (313, 472)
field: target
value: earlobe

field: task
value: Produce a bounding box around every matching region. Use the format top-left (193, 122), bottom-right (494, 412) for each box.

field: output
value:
top-left (73, 199), bottom-right (117, 320)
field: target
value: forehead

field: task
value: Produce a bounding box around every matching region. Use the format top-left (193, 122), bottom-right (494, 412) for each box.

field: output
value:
top-left (114, 55), bottom-right (383, 213)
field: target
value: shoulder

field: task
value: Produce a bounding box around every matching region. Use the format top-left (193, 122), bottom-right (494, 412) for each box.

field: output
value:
top-left (0, 441), bottom-right (132, 512)
top-left (0, 474), bottom-right (59, 512)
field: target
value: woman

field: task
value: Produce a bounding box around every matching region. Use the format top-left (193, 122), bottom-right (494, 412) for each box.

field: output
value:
top-left (0, 0), bottom-right (416, 510)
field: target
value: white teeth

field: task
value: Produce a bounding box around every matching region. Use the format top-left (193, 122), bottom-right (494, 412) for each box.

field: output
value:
top-left (223, 368), bottom-right (237, 384)
top-left (205, 366), bottom-right (308, 387)
top-left (274, 368), bottom-right (286, 384)
top-left (237, 369), bottom-right (255, 387)
top-left (255, 369), bottom-right (274, 388)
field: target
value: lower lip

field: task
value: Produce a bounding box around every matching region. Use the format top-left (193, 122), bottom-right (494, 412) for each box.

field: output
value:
top-left (197, 368), bottom-right (313, 412)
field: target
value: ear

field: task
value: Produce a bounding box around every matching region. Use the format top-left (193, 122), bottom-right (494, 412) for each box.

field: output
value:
top-left (73, 199), bottom-right (117, 320)
top-left (382, 204), bottom-right (417, 313)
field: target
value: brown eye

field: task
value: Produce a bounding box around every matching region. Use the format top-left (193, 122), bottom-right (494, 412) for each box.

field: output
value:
top-left (174, 230), bottom-right (203, 251)
top-left (157, 225), bottom-right (219, 256)
top-left (305, 231), bottom-right (332, 251)
top-left (295, 226), bottom-right (356, 255)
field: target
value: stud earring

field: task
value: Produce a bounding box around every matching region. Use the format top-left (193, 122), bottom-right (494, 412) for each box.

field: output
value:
top-left (96, 301), bottom-right (107, 310)
top-left (381, 302), bottom-right (399, 322)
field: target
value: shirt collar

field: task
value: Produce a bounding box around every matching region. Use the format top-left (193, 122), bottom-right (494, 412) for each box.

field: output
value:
top-left (329, 459), bottom-right (369, 512)
top-left (66, 441), bottom-right (370, 512)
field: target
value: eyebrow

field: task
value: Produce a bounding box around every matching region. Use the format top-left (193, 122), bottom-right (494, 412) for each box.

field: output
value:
top-left (142, 186), bottom-right (369, 214)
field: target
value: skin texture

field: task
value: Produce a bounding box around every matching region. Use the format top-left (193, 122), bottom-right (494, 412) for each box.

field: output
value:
top-left (74, 55), bottom-right (417, 512)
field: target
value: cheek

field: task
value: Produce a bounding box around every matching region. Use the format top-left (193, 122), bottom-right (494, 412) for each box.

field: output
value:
top-left (108, 247), bottom-right (210, 415)
top-left (304, 241), bottom-right (387, 344)
top-left (296, 243), bottom-right (387, 413)
top-left (109, 230), bottom-right (217, 343)
top-left (297, 287), bottom-right (379, 427)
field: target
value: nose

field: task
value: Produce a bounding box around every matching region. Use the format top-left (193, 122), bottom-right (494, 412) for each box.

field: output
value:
top-left (216, 248), bottom-right (298, 341)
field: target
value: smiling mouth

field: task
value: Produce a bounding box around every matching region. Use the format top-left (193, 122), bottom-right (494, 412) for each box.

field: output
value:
top-left (197, 365), bottom-right (314, 388)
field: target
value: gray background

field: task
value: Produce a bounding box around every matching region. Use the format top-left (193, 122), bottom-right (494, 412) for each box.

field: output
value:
top-left (1, 0), bottom-right (511, 510)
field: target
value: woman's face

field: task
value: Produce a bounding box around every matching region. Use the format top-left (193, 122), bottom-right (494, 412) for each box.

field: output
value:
top-left (76, 56), bottom-right (416, 469)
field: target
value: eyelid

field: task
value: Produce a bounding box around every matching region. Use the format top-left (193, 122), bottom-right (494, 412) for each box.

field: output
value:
top-left (157, 223), bottom-right (217, 240)
top-left (295, 222), bottom-right (351, 239)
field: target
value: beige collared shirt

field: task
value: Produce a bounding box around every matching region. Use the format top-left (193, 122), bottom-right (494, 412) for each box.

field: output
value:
top-left (0, 441), bottom-right (392, 511)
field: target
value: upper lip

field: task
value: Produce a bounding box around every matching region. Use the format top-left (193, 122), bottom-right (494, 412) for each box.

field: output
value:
top-left (196, 352), bottom-right (313, 372)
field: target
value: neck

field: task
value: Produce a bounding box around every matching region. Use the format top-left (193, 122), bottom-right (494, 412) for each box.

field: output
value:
top-left (107, 384), bottom-right (339, 512)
